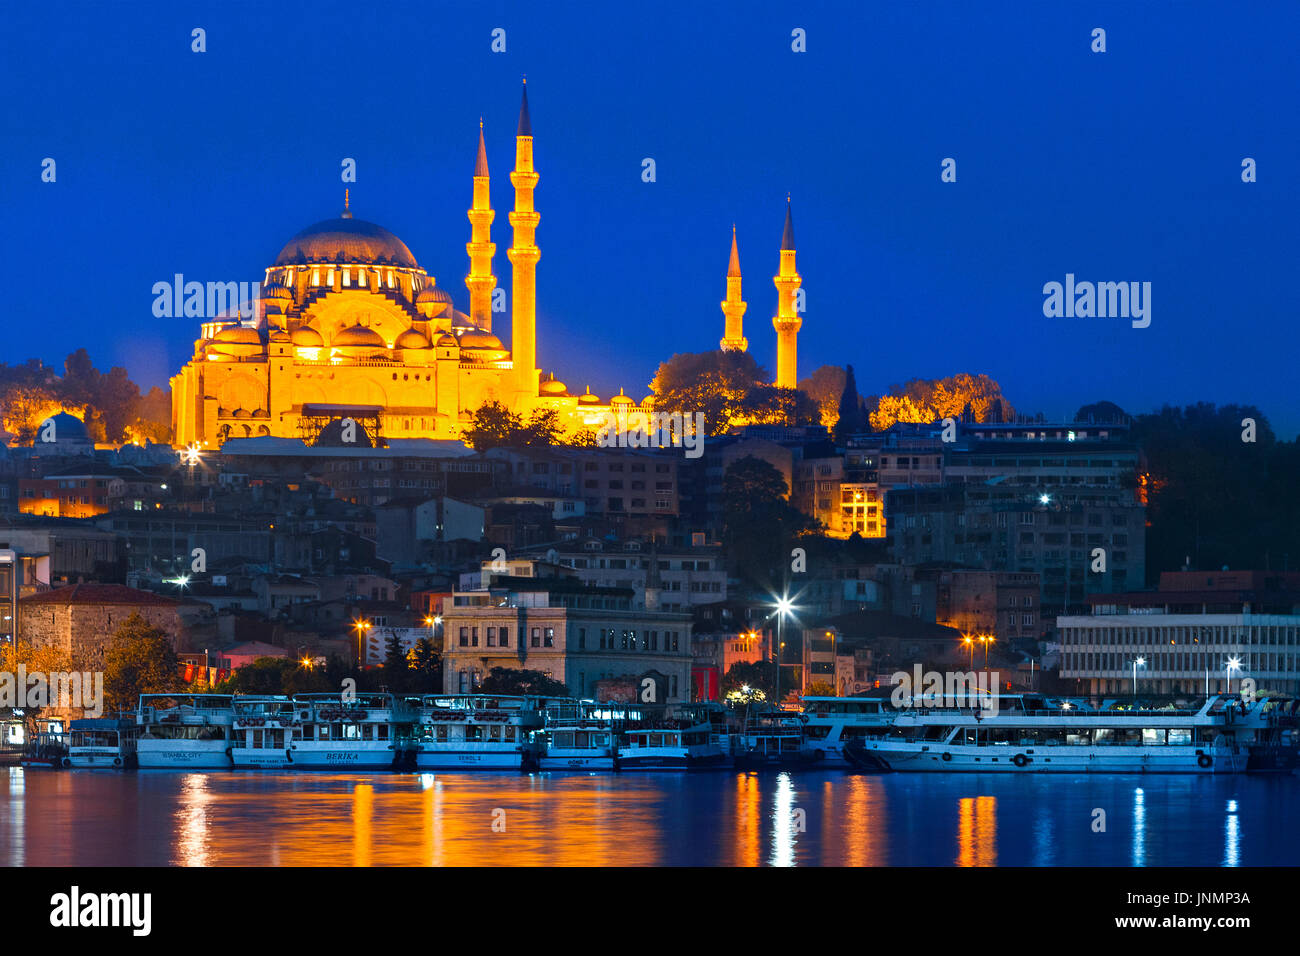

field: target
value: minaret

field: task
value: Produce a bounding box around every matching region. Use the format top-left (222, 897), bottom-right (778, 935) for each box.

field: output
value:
top-left (465, 119), bottom-right (497, 331)
top-left (772, 197), bottom-right (802, 389)
top-left (719, 225), bottom-right (748, 352)
top-left (508, 79), bottom-right (540, 398)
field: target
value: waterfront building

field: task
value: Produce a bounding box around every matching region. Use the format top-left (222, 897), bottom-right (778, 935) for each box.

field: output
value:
top-left (1057, 570), bottom-right (1300, 695)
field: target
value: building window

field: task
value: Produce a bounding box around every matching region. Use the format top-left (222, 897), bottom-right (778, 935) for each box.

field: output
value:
top-left (499, 626), bottom-right (509, 648)
top-left (544, 628), bottom-right (554, 648)
top-left (531, 627), bottom-right (541, 648)
top-left (459, 627), bottom-right (469, 647)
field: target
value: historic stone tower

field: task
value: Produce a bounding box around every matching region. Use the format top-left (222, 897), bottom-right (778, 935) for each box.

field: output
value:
top-left (772, 198), bottom-right (802, 389)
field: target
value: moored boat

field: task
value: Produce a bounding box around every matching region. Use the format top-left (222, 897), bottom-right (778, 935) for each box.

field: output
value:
top-left (67, 717), bottom-right (138, 769)
top-left (843, 693), bottom-right (1298, 774)
top-left (798, 694), bottom-right (899, 767)
top-left (409, 694), bottom-right (549, 770)
top-left (288, 693), bottom-right (414, 771)
top-left (732, 711), bottom-right (818, 771)
top-left (616, 708), bottom-right (728, 770)
top-left (136, 694), bottom-right (234, 769)
top-left (231, 696), bottom-right (296, 769)
top-left (18, 730), bottom-right (67, 770)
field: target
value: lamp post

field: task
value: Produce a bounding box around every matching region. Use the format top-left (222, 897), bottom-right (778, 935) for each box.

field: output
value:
top-left (1131, 656), bottom-right (1145, 697)
top-left (1226, 656), bottom-right (1241, 695)
top-left (353, 618), bottom-right (372, 669)
top-left (773, 596), bottom-right (794, 708)
top-left (962, 634), bottom-right (975, 670)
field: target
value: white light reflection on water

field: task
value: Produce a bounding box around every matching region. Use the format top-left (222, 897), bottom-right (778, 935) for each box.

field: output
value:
top-left (1224, 798), bottom-right (1239, 867)
top-left (769, 772), bottom-right (796, 867)
top-left (1132, 787), bottom-right (1145, 866)
top-left (1032, 809), bottom-right (1054, 865)
top-left (175, 773), bottom-right (212, 867)
top-left (5, 769), bottom-right (23, 867)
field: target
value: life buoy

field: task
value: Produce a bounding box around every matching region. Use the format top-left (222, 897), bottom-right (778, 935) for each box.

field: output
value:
top-left (941, 752), bottom-right (952, 762)
top-left (1012, 753), bottom-right (1030, 767)
top-left (113, 757), bottom-right (122, 767)
top-left (61, 757), bottom-right (72, 768)
top-left (1197, 753), bottom-right (1213, 769)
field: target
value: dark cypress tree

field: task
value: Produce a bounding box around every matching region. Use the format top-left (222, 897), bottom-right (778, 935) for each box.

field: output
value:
top-left (833, 365), bottom-right (864, 442)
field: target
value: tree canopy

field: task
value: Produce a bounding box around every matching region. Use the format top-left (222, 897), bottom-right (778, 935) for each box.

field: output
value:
top-left (102, 613), bottom-right (184, 712)
top-left (722, 456), bottom-right (821, 587)
top-left (479, 667), bottom-right (570, 697)
top-left (650, 350), bottom-right (821, 436)
top-left (864, 373), bottom-right (1014, 430)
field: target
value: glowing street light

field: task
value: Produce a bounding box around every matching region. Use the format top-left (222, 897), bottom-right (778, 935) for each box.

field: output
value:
top-left (1226, 656), bottom-right (1242, 694)
top-left (772, 594), bottom-right (796, 707)
top-left (1038, 493), bottom-right (1051, 505)
top-left (1132, 656), bottom-right (1146, 697)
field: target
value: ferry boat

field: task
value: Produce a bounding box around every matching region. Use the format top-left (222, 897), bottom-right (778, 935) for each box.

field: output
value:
top-left (136, 694), bottom-right (235, 769)
top-left (732, 711), bottom-right (818, 771)
top-left (288, 693), bottom-right (414, 771)
top-left (67, 717), bottom-right (138, 769)
top-left (842, 693), bottom-right (1298, 774)
top-left (616, 708), bottom-right (728, 770)
top-left (799, 694), bottom-right (899, 766)
top-left (409, 694), bottom-right (549, 770)
top-left (18, 730), bottom-right (67, 769)
top-left (0, 715), bottom-right (24, 766)
top-left (231, 696), bottom-right (297, 769)
top-left (538, 700), bottom-right (639, 771)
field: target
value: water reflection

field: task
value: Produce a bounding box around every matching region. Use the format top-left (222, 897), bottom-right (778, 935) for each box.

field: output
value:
top-left (0, 770), bottom-right (1293, 866)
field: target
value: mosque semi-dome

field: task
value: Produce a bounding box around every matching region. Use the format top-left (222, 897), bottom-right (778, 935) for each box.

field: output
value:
top-left (396, 328), bottom-right (431, 349)
top-left (334, 325), bottom-right (386, 347)
top-left (212, 326), bottom-right (263, 345)
top-left (416, 286), bottom-right (453, 304)
top-left (273, 217), bottom-right (419, 269)
top-left (290, 326), bottom-right (324, 347)
top-left (458, 329), bottom-right (505, 350)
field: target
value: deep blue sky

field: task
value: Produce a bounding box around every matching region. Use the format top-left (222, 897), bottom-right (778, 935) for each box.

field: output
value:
top-left (5, 1), bottom-right (1299, 434)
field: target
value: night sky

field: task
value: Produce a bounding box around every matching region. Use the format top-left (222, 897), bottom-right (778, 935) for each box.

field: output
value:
top-left (5, 2), bottom-right (1299, 434)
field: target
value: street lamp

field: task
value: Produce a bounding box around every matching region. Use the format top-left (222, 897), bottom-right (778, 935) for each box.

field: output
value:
top-left (978, 634), bottom-right (993, 671)
top-left (1226, 656), bottom-right (1241, 695)
top-left (773, 595), bottom-right (795, 707)
top-left (1132, 656), bottom-right (1145, 697)
top-left (961, 633), bottom-right (975, 670)
top-left (353, 618), bottom-right (372, 669)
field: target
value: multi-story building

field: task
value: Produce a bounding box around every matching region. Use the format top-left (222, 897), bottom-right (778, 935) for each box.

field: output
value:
top-left (792, 448), bottom-right (885, 539)
top-left (888, 431), bottom-right (1144, 624)
top-left (440, 575), bottom-right (694, 702)
top-left (919, 567), bottom-right (1042, 643)
top-left (1057, 570), bottom-right (1300, 696)
top-left (486, 447), bottom-right (681, 519)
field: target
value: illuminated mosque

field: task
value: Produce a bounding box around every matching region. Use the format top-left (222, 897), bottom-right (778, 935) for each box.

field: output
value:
top-left (170, 82), bottom-right (803, 447)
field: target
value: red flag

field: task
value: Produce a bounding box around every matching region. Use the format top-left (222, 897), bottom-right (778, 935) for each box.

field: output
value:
top-left (183, 663), bottom-right (195, 682)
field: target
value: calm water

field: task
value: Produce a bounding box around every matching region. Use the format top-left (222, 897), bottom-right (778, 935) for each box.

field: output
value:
top-left (2, 768), bottom-right (1296, 866)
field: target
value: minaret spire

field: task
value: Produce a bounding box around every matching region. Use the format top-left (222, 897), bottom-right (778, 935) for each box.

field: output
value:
top-left (772, 196), bottom-right (802, 389)
top-left (719, 225), bottom-right (748, 352)
top-left (508, 78), bottom-right (540, 398)
top-left (342, 188), bottom-right (352, 219)
top-left (466, 118), bottom-right (497, 330)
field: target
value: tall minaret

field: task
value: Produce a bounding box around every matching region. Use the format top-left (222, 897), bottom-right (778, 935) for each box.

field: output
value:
top-left (719, 225), bottom-right (748, 352)
top-left (772, 197), bottom-right (802, 389)
top-left (508, 79), bottom-right (540, 398)
top-left (465, 119), bottom-right (496, 331)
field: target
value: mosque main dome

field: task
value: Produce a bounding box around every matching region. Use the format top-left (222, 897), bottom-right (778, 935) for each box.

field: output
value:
top-left (273, 216), bottom-right (419, 269)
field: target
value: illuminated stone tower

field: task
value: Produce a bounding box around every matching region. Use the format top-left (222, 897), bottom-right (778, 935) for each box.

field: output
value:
top-left (465, 119), bottom-right (496, 332)
top-left (508, 79), bottom-right (540, 398)
top-left (719, 225), bottom-right (748, 352)
top-left (772, 198), bottom-right (802, 389)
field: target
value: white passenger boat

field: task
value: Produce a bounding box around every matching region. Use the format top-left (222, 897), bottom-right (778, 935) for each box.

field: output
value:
top-left (409, 694), bottom-right (548, 770)
top-left (843, 693), bottom-right (1299, 774)
top-left (731, 711), bottom-right (817, 771)
top-left (538, 701), bottom-right (629, 771)
top-left (616, 708), bottom-right (728, 770)
top-left (136, 694), bottom-right (235, 769)
top-left (67, 718), bottom-right (138, 769)
top-left (799, 694), bottom-right (899, 766)
top-left (288, 693), bottom-right (414, 771)
top-left (231, 696), bottom-right (296, 769)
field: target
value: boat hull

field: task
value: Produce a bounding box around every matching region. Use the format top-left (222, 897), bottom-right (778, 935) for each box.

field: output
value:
top-left (537, 752), bottom-right (617, 771)
top-left (288, 745), bottom-right (400, 771)
top-left (618, 751), bottom-right (728, 771)
top-left (136, 744), bottom-right (231, 769)
top-left (844, 740), bottom-right (1247, 773)
top-left (232, 750), bottom-right (293, 770)
top-left (414, 748), bottom-right (533, 770)
top-left (68, 751), bottom-right (132, 769)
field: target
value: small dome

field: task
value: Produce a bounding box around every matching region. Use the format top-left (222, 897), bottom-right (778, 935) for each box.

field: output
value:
top-left (540, 379), bottom-right (569, 396)
top-left (640, 396), bottom-right (654, 407)
top-left (290, 326), bottom-right (324, 347)
top-left (264, 282), bottom-right (293, 300)
top-left (212, 325), bottom-right (263, 345)
top-left (458, 329), bottom-right (505, 350)
top-left (578, 389), bottom-right (601, 405)
top-left (269, 328), bottom-right (291, 342)
top-left (436, 334), bottom-right (458, 347)
top-left (40, 412), bottom-right (89, 441)
top-left (396, 328), bottom-right (430, 349)
top-left (334, 325), bottom-right (386, 347)
top-left (416, 286), bottom-right (453, 304)
top-left (610, 390), bottom-right (634, 406)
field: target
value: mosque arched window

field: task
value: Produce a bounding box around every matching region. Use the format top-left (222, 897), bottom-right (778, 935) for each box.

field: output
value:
top-left (313, 268), bottom-right (321, 286)
top-left (342, 269), bottom-right (351, 287)
top-left (387, 270), bottom-right (394, 288)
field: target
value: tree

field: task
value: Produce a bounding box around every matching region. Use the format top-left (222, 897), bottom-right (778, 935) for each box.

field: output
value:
top-left (0, 640), bottom-right (73, 729)
top-left (461, 401), bottom-right (575, 450)
top-left (804, 680), bottom-right (837, 698)
top-left (865, 373), bottom-right (1015, 430)
top-left (410, 637), bottom-right (442, 691)
top-left (722, 456), bottom-right (820, 587)
top-left (832, 364), bottom-right (866, 443)
top-left (1073, 400), bottom-right (1129, 424)
top-left (650, 350), bottom-right (820, 436)
top-left (102, 613), bottom-right (183, 713)
top-left (478, 667), bottom-right (569, 697)
top-left (798, 365), bottom-right (847, 429)
top-left (721, 661), bottom-right (777, 703)
top-left (383, 632), bottom-right (412, 692)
